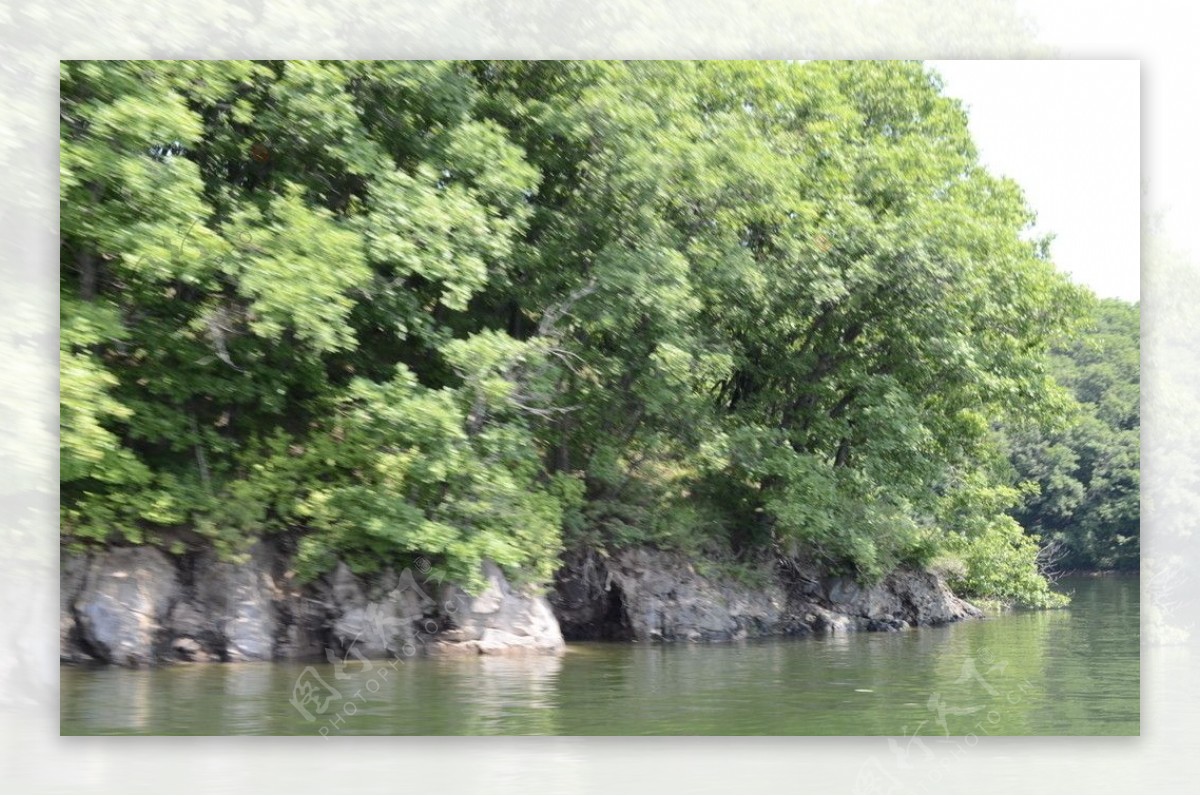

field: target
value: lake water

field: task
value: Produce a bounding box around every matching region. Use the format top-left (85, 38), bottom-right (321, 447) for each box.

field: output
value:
top-left (60, 575), bottom-right (1138, 735)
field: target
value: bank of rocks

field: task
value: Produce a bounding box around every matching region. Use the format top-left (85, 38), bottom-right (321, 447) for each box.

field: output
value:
top-left (60, 542), bottom-right (563, 667)
top-left (62, 541), bottom-right (982, 667)
top-left (550, 547), bottom-right (982, 642)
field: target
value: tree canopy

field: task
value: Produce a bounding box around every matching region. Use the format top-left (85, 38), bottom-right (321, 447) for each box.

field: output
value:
top-left (61, 60), bottom-right (1110, 605)
top-left (1006, 298), bottom-right (1140, 571)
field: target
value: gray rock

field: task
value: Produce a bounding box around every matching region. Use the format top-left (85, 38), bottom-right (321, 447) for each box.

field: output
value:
top-left (435, 561), bottom-right (564, 655)
top-left (73, 547), bottom-right (179, 666)
top-left (319, 562), bottom-right (431, 658)
top-left (170, 636), bottom-right (216, 662)
top-left (881, 568), bottom-right (984, 625)
top-left (796, 567), bottom-right (981, 630)
top-left (166, 600), bottom-right (209, 644)
top-left (597, 548), bottom-right (788, 642)
top-left (60, 537), bottom-right (982, 668)
top-left (163, 543), bottom-right (284, 662)
top-left (62, 540), bottom-right (574, 667)
top-left (202, 548), bottom-right (278, 662)
top-left (60, 552), bottom-right (94, 663)
top-left (172, 637), bottom-right (201, 653)
top-left (551, 547), bottom-right (982, 643)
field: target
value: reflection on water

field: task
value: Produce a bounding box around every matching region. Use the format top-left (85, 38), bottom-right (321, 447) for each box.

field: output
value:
top-left (60, 576), bottom-right (1138, 735)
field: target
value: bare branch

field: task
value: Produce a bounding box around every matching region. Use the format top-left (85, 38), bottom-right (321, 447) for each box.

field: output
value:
top-left (1036, 537), bottom-right (1068, 586)
top-left (461, 280), bottom-right (597, 436)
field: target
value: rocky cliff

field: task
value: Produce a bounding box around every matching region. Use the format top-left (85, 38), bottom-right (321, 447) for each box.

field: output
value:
top-left (61, 542), bottom-right (980, 667)
top-left (60, 541), bottom-right (564, 666)
top-left (550, 548), bottom-right (982, 642)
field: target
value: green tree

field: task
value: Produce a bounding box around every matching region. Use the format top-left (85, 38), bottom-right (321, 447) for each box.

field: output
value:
top-left (1008, 298), bottom-right (1140, 571)
top-left (61, 60), bottom-right (1092, 605)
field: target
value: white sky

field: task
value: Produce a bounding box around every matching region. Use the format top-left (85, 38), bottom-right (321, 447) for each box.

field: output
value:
top-left (927, 60), bottom-right (1141, 301)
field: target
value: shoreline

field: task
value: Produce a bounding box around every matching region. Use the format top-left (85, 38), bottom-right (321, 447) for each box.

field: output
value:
top-left (61, 540), bottom-right (983, 668)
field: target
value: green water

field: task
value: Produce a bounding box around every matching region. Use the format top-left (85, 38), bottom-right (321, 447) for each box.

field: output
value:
top-left (60, 575), bottom-right (1138, 735)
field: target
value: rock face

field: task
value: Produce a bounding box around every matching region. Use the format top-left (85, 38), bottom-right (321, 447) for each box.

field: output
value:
top-left (62, 539), bottom-right (980, 666)
top-left (166, 543), bottom-right (307, 663)
top-left (312, 562), bottom-right (430, 659)
top-left (61, 542), bottom-right (564, 667)
top-left (817, 568), bottom-right (984, 629)
top-left (60, 553), bottom-right (94, 664)
top-left (433, 561), bottom-right (564, 655)
top-left (550, 547), bottom-right (982, 643)
top-left (553, 549), bottom-right (795, 642)
top-left (68, 548), bottom-right (179, 666)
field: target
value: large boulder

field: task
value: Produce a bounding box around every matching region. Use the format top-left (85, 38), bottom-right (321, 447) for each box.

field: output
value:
top-left (166, 543), bottom-right (287, 662)
top-left (881, 568), bottom-right (985, 625)
top-left (434, 561), bottom-right (565, 655)
top-left (72, 547), bottom-right (179, 666)
top-left (315, 562), bottom-right (432, 659)
top-left (815, 568), bottom-right (982, 627)
top-left (614, 549), bottom-right (788, 642)
top-left (209, 560), bottom-right (276, 661)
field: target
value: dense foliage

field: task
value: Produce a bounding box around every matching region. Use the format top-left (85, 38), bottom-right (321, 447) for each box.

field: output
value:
top-left (1006, 299), bottom-right (1140, 571)
top-left (61, 60), bottom-right (1102, 605)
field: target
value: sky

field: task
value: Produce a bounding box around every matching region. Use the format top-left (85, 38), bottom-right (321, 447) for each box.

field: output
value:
top-left (926, 60), bottom-right (1141, 301)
